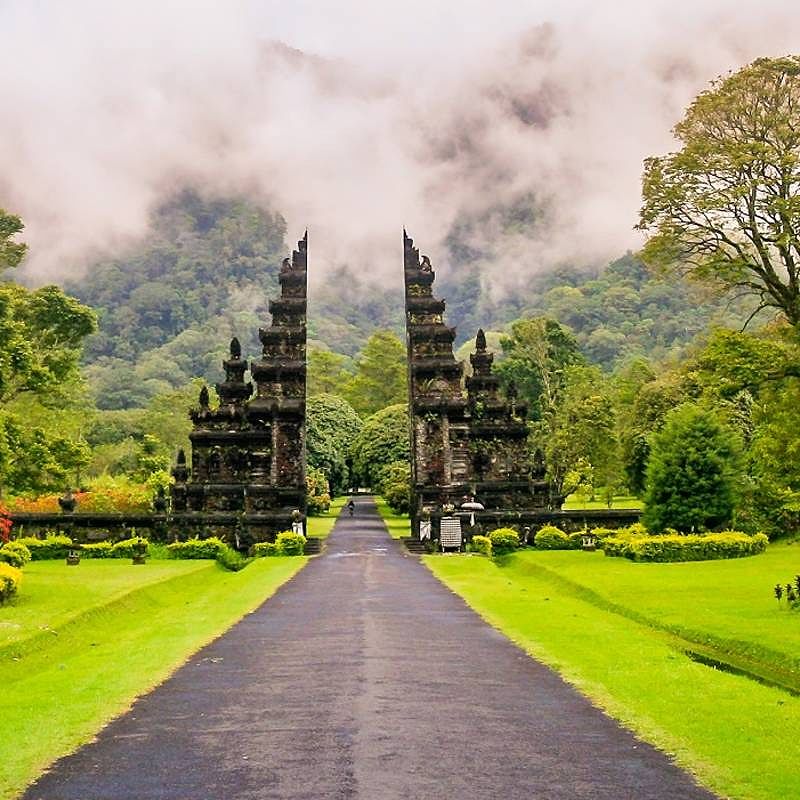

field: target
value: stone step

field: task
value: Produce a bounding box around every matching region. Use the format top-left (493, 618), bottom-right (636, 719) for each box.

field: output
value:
top-left (304, 537), bottom-right (323, 555)
top-left (401, 537), bottom-right (427, 554)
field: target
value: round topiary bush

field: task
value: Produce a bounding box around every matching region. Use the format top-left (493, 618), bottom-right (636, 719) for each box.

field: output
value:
top-left (488, 528), bottom-right (520, 555)
top-left (0, 541), bottom-right (31, 568)
top-left (0, 562), bottom-right (22, 603)
top-left (470, 535), bottom-right (492, 556)
top-left (534, 525), bottom-right (570, 550)
top-left (275, 531), bottom-right (306, 556)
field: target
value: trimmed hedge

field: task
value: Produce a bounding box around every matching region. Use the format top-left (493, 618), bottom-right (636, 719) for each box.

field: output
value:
top-left (0, 541), bottom-right (32, 568)
top-left (567, 531), bottom-right (585, 550)
top-left (167, 537), bottom-right (226, 559)
top-left (252, 541), bottom-right (278, 557)
top-left (80, 541), bottom-right (114, 558)
top-left (489, 528), bottom-right (520, 555)
top-left (0, 562), bottom-right (22, 603)
top-left (603, 531), bottom-right (768, 562)
top-left (253, 532), bottom-right (306, 557)
top-left (470, 535), bottom-right (492, 556)
top-left (108, 537), bottom-right (148, 559)
top-left (14, 534), bottom-right (73, 560)
top-left (534, 525), bottom-right (570, 550)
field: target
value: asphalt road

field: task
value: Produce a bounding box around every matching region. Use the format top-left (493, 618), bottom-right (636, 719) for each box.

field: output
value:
top-left (23, 497), bottom-right (717, 800)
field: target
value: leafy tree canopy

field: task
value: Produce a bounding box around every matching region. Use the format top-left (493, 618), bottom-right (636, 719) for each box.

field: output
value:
top-left (306, 393), bottom-right (363, 495)
top-left (351, 403), bottom-right (410, 488)
top-left (495, 316), bottom-right (584, 421)
top-left (639, 56), bottom-right (800, 327)
top-left (344, 330), bottom-right (407, 417)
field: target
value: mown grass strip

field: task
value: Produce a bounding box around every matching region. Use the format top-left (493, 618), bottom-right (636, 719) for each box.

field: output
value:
top-left (0, 557), bottom-right (305, 799)
top-left (306, 496), bottom-right (347, 539)
top-left (374, 497), bottom-right (410, 538)
top-left (0, 560), bottom-right (208, 658)
top-left (426, 554), bottom-right (800, 800)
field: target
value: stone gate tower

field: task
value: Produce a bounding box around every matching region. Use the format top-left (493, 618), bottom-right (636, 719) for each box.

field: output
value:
top-left (403, 230), bottom-right (472, 519)
top-left (403, 231), bottom-right (555, 537)
top-left (171, 233), bottom-right (308, 547)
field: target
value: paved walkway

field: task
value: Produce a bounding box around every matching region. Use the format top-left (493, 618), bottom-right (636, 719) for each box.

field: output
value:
top-left (25, 497), bottom-right (716, 800)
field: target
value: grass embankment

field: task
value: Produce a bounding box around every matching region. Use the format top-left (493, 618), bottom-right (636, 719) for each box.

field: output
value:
top-left (0, 557), bottom-right (306, 799)
top-left (426, 544), bottom-right (800, 800)
top-left (307, 496), bottom-right (347, 539)
top-left (374, 497), bottom-right (411, 538)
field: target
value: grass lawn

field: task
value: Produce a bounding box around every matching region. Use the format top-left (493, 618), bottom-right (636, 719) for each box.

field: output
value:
top-left (426, 546), bottom-right (800, 800)
top-left (0, 557), bottom-right (306, 799)
top-left (306, 495), bottom-right (347, 539)
top-left (562, 493), bottom-right (644, 510)
top-left (374, 496), bottom-right (411, 538)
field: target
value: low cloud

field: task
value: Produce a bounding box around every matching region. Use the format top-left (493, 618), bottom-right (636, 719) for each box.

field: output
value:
top-left (1, 0), bottom-right (799, 290)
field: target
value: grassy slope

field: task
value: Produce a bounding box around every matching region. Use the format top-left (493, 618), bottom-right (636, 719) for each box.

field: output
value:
top-left (306, 496), bottom-right (347, 539)
top-left (374, 497), bottom-right (411, 538)
top-left (0, 560), bottom-right (206, 653)
top-left (508, 546), bottom-right (800, 682)
top-left (426, 550), bottom-right (800, 800)
top-left (0, 557), bottom-right (305, 799)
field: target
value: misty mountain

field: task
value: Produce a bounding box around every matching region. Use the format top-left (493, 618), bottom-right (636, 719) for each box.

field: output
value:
top-left (70, 190), bottom-right (756, 409)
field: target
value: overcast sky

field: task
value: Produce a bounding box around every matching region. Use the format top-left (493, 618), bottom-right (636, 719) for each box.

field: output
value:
top-left (1, 1), bottom-right (799, 287)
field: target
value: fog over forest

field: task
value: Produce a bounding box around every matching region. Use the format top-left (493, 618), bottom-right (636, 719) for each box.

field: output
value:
top-left (2, 0), bottom-right (800, 287)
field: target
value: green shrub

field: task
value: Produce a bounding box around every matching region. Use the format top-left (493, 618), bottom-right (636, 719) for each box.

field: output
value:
top-left (252, 541), bottom-right (279, 558)
top-left (215, 545), bottom-right (251, 572)
top-left (470, 535), bottom-right (492, 556)
top-left (604, 531), bottom-right (768, 562)
top-left (489, 527), bottom-right (520, 555)
top-left (15, 534), bottom-right (73, 560)
top-left (275, 531), bottom-right (306, 556)
top-left (534, 525), bottom-right (570, 550)
top-left (110, 537), bottom-right (149, 559)
top-left (589, 527), bottom-right (618, 540)
top-left (0, 541), bottom-right (31, 568)
top-left (568, 531), bottom-right (585, 550)
top-left (0, 562), bottom-right (22, 603)
top-left (380, 460), bottom-right (411, 514)
top-left (623, 522), bottom-right (649, 537)
top-left (79, 541), bottom-right (114, 558)
top-left (306, 467), bottom-right (331, 515)
top-left (167, 537), bottom-right (226, 559)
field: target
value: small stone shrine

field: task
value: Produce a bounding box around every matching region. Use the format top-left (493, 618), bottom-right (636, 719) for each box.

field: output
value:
top-left (171, 233), bottom-right (308, 546)
top-left (403, 230), bottom-right (555, 535)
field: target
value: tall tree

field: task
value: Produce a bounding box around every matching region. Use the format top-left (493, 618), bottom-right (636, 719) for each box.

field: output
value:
top-left (643, 404), bottom-right (742, 533)
top-left (495, 316), bottom-right (584, 421)
top-left (306, 394), bottom-right (363, 495)
top-left (345, 331), bottom-right (407, 417)
top-left (307, 347), bottom-right (353, 397)
top-left (545, 365), bottom-right (621, 503)
top-left (0, 210), bottom-right (97, 495)
top-left (639, 56), bottom-right (800, 327)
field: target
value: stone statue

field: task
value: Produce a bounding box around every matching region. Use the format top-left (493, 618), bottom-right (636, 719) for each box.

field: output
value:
top-left (230, 337), bottom-right (242, 360)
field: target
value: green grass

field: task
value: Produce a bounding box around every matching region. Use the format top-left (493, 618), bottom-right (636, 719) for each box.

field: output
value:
top-left (374, 497), bottom-right (411, 538)
top-left (306, 496), bottom-right (347, 539)
top-left (426, 547), bottom-right (800, 800)
top-left (0, 557), bottom-right (306, 799)
top-left (562, 493), bottom-right (644, 510)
